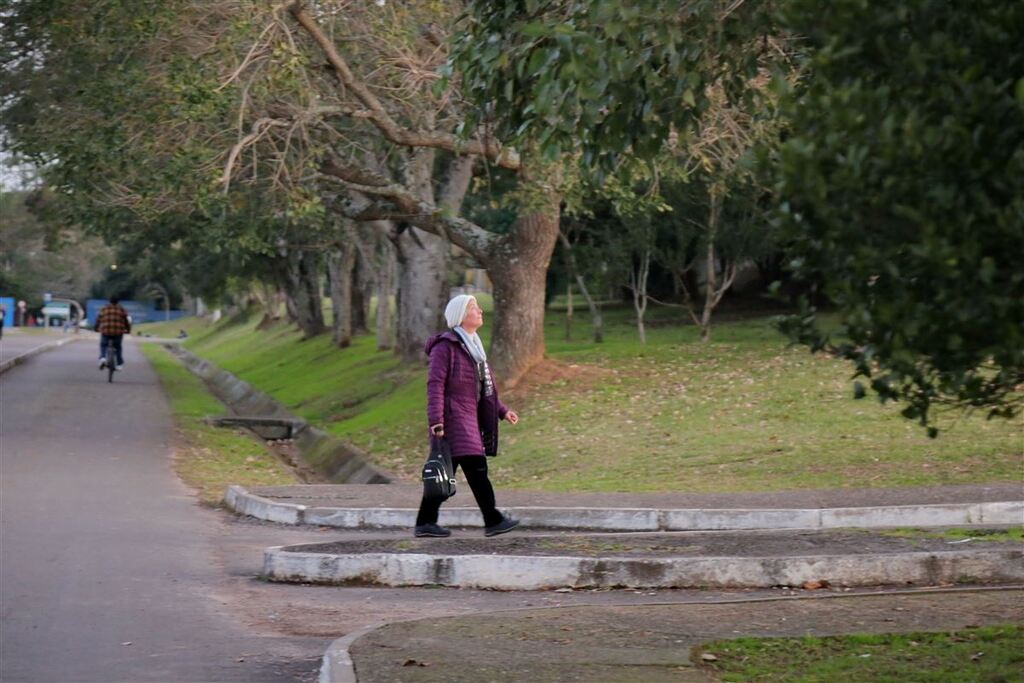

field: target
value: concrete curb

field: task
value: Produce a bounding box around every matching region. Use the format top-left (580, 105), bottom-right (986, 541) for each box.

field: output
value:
top-left (0, 336), bottom-right (80, 375)
top-left (316, 585), bottom-right (1024, 683)
top-left (265, 545), bottom-right (1024, 591)
top-left (225, 485), bottom-right (1023, 532)
top-left (319, 625), bottom-right (382, 683)
top-left (168, 347), bottom-right (392, 484)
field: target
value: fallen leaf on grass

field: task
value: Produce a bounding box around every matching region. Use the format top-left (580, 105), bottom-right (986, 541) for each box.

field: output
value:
top-left (802, 580), bottom-right (830, 590)
top-left (970, 652), bottom-right (985, 661)
top-left (701, 653), bottom-right (718, 662)
top-left (402, 659), bottom-right (428, 667)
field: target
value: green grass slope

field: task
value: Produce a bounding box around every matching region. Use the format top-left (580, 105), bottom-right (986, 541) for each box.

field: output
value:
top-left (138, 302), bottom-right (1022, 493)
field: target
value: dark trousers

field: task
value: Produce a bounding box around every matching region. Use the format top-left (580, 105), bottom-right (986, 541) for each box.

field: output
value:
top-left (99, 335), bottom-right (124, 365)
top-left (416, 455), bottom-right (503, 527)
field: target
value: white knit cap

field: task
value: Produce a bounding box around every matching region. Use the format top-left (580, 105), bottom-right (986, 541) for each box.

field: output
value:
top-left (444, 294), bottom-right (476, 328)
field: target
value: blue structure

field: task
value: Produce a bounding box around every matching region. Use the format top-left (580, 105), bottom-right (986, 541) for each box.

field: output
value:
top-left (86, 299), bottom-right (187, 327)
top-left (0, 297), bottom-right (14, 327)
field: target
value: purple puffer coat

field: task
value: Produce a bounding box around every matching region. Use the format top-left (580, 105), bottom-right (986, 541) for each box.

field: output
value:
top-left (425, 331), bottom-right (508, 457)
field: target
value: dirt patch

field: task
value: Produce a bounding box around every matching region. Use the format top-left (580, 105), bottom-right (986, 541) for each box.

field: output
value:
top-left (281, 528), bottom-right (1019, 559)
top-left (503, 358), bottom-right (611, 398)
top-left (350, 589), bottom-right (1024, 683)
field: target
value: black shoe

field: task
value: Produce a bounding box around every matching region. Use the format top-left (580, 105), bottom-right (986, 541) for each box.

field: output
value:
top-left (484, 516), bottom-right (520, 537)
top-left (414, 523), bottom-right (451, 538)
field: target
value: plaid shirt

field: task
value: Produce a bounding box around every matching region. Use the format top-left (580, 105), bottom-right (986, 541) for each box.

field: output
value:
top-left (95, 304), bottom-right (131, 336)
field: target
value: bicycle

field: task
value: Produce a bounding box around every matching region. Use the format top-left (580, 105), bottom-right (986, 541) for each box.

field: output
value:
top-left (105, 341), bottom-right (117, 382)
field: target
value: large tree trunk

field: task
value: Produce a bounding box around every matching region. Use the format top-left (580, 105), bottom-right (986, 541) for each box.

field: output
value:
top-left (395, 148), bottom-right (449, 362)
top-left (351, 245), bottom-right (373, 335)
top-left (257, 282), bottom-right (281, 326)
top-left (327, 232), bottom-right (357, 347)
top-left (395, 229), bottom-right (447, 360)
top-left (284, 250), bottom-right (326, 339)
top-left (484, 198), bottom-right (561, 385)
top-left (374, 230), bottom-right (396, 350)
top-left (352, 219), bottom-right (397, 350)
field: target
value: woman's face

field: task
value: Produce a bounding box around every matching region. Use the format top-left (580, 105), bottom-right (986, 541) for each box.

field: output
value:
top-left (461, 299), bottom-right (484, 330)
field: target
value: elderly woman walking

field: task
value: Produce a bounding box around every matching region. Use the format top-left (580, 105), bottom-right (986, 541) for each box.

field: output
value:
top-left (414, 294), bottom-right (521, 538)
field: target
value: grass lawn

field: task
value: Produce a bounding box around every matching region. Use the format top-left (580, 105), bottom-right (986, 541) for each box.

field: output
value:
top-left (695, 624), bottom-right (1024, 682)
top-left (139, 342), bottom-right (299, 504)
top-left (136, 301), bottom-right (1022, 493)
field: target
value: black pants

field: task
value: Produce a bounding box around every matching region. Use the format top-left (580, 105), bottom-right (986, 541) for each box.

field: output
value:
top-left (416, 455), bottom-right (503, 527)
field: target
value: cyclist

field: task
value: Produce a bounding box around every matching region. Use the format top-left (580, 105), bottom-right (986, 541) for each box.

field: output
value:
top-left (95, 296), bottom-right (131, 370)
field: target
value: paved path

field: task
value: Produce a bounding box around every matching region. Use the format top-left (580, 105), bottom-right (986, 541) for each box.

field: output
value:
top-left (0, 329), bottom-right (79, 365)
top-left (0, 340), bottom-right (325, 682)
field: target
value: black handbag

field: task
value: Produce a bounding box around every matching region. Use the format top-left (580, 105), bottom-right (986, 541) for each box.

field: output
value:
top-left (422, 436), bottom-right (456, 500)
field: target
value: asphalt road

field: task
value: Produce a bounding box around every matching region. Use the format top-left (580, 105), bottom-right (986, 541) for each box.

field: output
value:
top-left (0, 339), bottom-right (324, 682)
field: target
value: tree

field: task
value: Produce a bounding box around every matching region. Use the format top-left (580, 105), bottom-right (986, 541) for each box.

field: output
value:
top-left (453, 0), bottom-right (780, 350)
top-left (771, 0), bottom-right (1024, 429)
top-left (274, 1), bottom-right (560, 383)
top-left (0, 191), bottom-right (114, 305)
top-left (659, 73), bottom-right (781, 342)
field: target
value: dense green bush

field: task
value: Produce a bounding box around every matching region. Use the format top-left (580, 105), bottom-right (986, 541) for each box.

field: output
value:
top-left (771, 0), bottom-right (1024, 430)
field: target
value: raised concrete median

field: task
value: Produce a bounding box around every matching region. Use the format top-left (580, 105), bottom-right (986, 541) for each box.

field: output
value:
top-left (263, 529), bottom-right (1024, 590)
top-left (226, 484), bottom-right (1023, 532)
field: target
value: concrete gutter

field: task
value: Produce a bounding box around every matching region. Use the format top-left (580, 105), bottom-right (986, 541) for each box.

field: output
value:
top-left (0, 336), bottom-right (79, 375)
top-left (225, 485), bottom-right (1023, 532)
top-left (168, 346), bottom-right (392, 484)
top-left (265, 545), bottom-right (1024, 591)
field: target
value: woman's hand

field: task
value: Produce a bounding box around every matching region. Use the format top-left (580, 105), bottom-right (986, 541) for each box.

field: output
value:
top-left (430, 423), bottom-right (444, 437)
top-left (505, 410), bottom-right (519, 425)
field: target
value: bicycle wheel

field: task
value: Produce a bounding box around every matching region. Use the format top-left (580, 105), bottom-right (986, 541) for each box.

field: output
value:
top-left (107, 345), bottom-right (116, 382)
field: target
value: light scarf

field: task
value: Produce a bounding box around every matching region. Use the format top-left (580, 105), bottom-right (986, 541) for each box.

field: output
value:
top-left (453, 325), bottom-right (487, 363)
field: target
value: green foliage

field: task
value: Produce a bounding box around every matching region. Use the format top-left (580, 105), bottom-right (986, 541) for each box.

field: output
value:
top-left (771, 0), bottom-right (1024, 430)
top-left (697, 625), bottom-right (1024, 682)
top-left (0, 190), bottom-right (114, 303)
top-left (451, 0), bottom-right (774, 167)
top-left (0, 0), bottom-right (328, 298)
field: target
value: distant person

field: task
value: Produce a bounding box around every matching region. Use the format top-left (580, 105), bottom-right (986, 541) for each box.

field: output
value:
top-left (415, 294), bottom-right (520, 538)
top-left (0, 303), bottom-right (5, 339)
top-left (177, 329), bottom-right (188, 339)
top-left (94, 296), bottom-right (131, 370)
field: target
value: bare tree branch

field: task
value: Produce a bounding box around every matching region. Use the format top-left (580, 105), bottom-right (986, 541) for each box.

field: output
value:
top-left (318, 159), bottom-right (497, 259)
top-left (287, 1), bottom-right (521, 170)
top-left (221, 117), bottom-right (289, 192)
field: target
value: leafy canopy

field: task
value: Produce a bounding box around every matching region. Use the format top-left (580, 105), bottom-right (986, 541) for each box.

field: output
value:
top-left (771, 0), bottom-right (1024, 430)
top-left (450, 0), bottom-right (774, 167)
